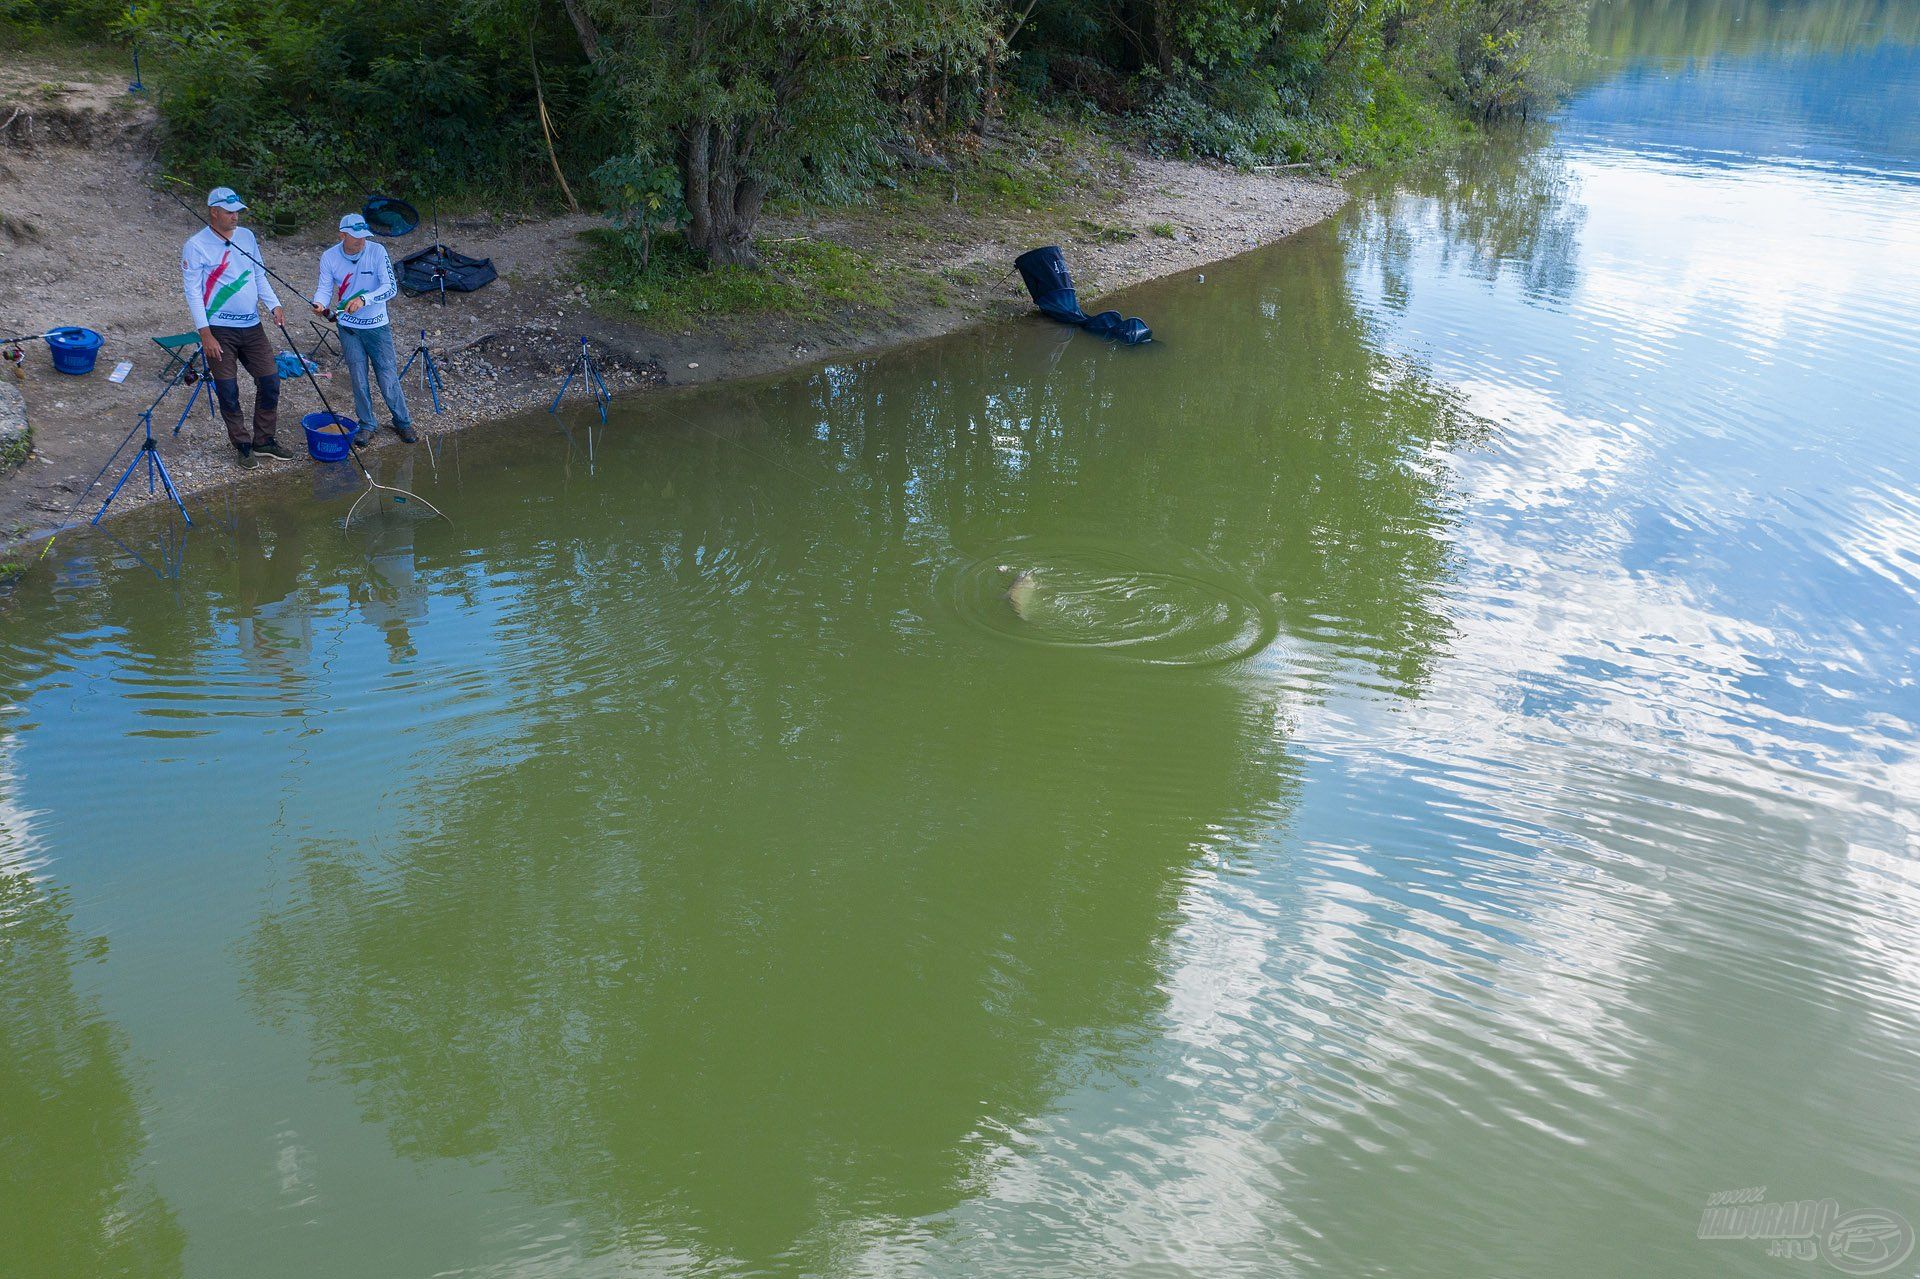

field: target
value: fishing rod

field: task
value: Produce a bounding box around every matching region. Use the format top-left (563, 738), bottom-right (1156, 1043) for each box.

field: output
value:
top-left (161, 179), bottom-right (447, 527)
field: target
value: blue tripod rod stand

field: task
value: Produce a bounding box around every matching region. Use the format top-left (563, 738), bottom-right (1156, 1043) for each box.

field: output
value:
top-left (399, 329), bottom-right (446, 413)
top-left (93, 352), bottom-right (206, 526)
top-left (549, 336), bottom-right (611, 424)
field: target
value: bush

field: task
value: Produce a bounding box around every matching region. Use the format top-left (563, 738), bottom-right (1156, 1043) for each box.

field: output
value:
top-left (1132, 78), bottom-right (1270, 166)
top-left (591, 151), bottom-right (685, 272)
top-left (1441, 0), bottom-right (1591, 119)
top-left (0, 0), bottom-right (122, 36)
top-left (121, 0), bottom-right (606, 221)
top-left (1046, 0), bottom-right (1587, 169)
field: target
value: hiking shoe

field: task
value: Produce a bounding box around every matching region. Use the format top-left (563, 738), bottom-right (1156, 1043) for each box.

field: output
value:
top-left (393, 423), bottom-right (418, 444)
top-left (352, 426), bottom-right (377, 446)
top-left (254, 439), bottom-right (296, 461)
top-left (236, 446), bottom-right (256, 470)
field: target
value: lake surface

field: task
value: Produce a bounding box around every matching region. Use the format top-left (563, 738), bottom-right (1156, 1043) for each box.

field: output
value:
top-left (4, 6), bottom-right (1919, 1276)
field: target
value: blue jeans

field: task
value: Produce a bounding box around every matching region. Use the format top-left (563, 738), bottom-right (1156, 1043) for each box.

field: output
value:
top-left (338, 323), bottom-right (411, 433)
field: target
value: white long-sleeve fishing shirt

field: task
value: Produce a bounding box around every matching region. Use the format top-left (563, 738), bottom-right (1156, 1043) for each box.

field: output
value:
top-left (312, 241), bottom-right (400, 331)
top-left (180, 225), bottom-right (282, 330)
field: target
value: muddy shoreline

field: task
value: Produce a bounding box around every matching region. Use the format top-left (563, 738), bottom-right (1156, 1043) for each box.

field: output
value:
top-left (0, 62), bottom-right (1346, 555)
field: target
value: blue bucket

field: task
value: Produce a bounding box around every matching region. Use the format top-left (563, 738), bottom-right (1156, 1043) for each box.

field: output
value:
top-left (45, 326), bottom-right (104, 375)
top-left (302, 411), bottom-right (359, 462)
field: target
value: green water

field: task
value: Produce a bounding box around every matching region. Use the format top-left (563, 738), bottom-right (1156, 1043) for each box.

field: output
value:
top-left (5, 8), bottom-right (1920, 1276)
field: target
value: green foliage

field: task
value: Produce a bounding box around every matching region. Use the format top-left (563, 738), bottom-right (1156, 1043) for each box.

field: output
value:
top-left (115, 0), bottom-right (603, 220)
top-left (591, 150), bottom-right (685, 271)
top-left (1131, 78), bottom-right (1279, 166)
top-left (954, 122), bottom-right (1110, 210)
top-left (1024, 0), bottom-right (1589, 168)
top-left (1439, 0), bottom-right (1591, 119)
top-left (9, 0), bottom-right (1592, 262)
top-left (961, 149), bottom-right (1069, 211)
top-left (586, 0), bottom-right (1003, 261)
top-left (0, 0), bottom-right (122, 38)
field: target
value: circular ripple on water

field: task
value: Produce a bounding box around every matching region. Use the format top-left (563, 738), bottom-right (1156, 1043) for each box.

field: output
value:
top-left (943, 538), bottom-right (1278, 668)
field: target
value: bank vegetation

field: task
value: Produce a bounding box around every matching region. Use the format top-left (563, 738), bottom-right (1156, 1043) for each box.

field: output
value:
top-left (7, 0), bottom-right (1591, 283)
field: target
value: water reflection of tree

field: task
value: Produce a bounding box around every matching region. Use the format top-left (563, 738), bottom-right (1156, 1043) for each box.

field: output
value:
top-left (1588, 0), bottom-right (1920, 59)
top-left (1350, 121), bottom-right (1585, 311)
top-left (0, 179), bottom-right (1487, 1269)
top-left (244, 603), bottom-right (1299, 1270)
top-left (0, 504), bottom-right (315, 706)
top-left (235, 217), bottom-right (1480, 1270)
top-left (814, 234), bottom-right (1481, 697)
top-left (0, 869), bottom-right (184, 1277)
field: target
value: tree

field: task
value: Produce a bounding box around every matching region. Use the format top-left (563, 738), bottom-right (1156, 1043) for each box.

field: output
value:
top-left (1435, 0), bottom-right (1590, 118)
top-left (586, 0), bottom-right (996, 267)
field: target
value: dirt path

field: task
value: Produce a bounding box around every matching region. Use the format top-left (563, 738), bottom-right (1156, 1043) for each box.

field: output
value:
top-left (0, 60), bottom-right (1345, 552)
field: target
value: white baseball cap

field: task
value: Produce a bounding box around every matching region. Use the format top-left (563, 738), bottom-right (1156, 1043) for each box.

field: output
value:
top-left (338, 213), bottom-right (373, 238)
top-left (207, 186), bottom-right (247, 211)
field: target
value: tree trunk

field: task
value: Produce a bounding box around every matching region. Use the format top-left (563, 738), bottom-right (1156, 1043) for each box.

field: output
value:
top-left (683, 122), bottom-right (712, 252)
top-left (560, 0), bottom-right (603, 65)
top-left (681, 119), bottom-right (764, 268)
top-left (983, 0), bottom-right (1040, 125)
top-left (1149, 0), bottom-right (1177, 75)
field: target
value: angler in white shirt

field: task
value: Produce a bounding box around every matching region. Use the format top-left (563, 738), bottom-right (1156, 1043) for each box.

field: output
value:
top-left (311, 213), bottom-right (414, 445)
top-left (181, 186), bottom-right (292, 467)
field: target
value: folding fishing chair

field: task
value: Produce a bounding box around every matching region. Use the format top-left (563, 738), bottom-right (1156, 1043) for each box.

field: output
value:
top-left (150, 331), bottom-right (203, 380)
top-left (305, 320), bottom-right (343, 365)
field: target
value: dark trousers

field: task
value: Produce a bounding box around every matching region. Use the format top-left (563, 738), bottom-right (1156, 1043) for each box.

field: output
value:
top-left (205, 322), bottom-right (281, 449)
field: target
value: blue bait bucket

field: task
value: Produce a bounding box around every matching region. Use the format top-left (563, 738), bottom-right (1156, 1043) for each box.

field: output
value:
top-left (45, 326), bottom-right (104, 375)
top-left (302, 411), bottom-right (359, 462)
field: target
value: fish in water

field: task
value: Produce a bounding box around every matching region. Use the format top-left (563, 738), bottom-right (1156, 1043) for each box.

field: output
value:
top-left (998, 565), bottom-right (1041, 620)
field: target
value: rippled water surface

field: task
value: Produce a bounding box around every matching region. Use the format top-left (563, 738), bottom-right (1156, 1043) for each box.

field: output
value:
top-left (5, 7), bottom-right (1919, 1276)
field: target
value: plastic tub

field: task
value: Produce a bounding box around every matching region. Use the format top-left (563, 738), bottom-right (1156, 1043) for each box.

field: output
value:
top-left (302, 411), bottom-right (359, 462)
top-left (45, 326), bottom-right (104, 375)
